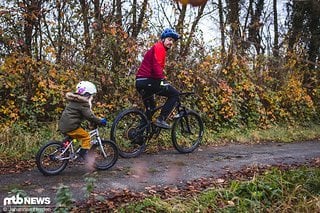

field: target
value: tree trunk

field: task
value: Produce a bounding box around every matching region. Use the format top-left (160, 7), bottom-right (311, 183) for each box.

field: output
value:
top-left (176, 3), bottom-right (187, 56)
top-left (307, 1), bottom-right (320, 70)
top-left (218, 0), bottom-right (225, 56)
top-left (273, 0), bottom-right (279, 57)
top-left (115, 0), bottom-right (122, 26)
top-left (93, 0), bottom-right (102, 31)
top-left (304, 1), bottom-right (320, 89)
top-left (132, 0), bottom-right (137, 35)
top-left (79, 0), bottom-right (91, 62)
top-left (181, 3), bottom-right (207, 57)
top-left (288, 1), bottom-right (303, 51)
top-left (226, 0), bottom-right (241, 53)
top-left (248, 0), bottom-right (264, 54)
top-left (132, 0), bottom-right (148, 38)
top-left (22, 0), bottom-right (42, 57)
top-left (225, 0), bottom-right (241, 67)
top-left (56, 0), bottom-right (63, 63)
top-left (176, 4), bottom-right (187, 39)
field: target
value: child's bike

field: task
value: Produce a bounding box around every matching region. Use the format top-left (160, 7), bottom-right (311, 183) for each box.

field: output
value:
top-left (110, 92), bottom-right (204, 158)
top-left (36, 126), bottom-right (119, 175)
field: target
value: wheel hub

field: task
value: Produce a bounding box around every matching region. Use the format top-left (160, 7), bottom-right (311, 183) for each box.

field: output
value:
top-left (49, 154), bottom-right (57, 161)
top-left (127, 127), bottom-right (137, 140)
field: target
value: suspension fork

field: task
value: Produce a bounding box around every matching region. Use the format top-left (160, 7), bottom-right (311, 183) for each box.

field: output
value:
top-left (176, 107), bottom-right (192, 133)
top-left (181, 116), bottom-right (192, 133)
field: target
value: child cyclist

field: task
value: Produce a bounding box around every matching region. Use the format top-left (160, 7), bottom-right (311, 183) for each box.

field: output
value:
top-left (58, 81), bottom-right (107, 160)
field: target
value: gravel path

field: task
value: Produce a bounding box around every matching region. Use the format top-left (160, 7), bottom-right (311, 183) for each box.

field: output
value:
top-left (0, 140), bottom-right (319, 208)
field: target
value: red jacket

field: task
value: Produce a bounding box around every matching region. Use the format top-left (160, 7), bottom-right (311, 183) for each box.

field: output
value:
top-left (136, 41), bottom-right (166, 79)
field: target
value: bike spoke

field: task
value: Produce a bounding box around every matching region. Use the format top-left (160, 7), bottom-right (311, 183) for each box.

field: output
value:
top-left (36, 142), bottom-right (68, 175)
top-left (111, 109), bottom-right (147, 158)
top-left (90, 140), bottom-right (118, 170)
top-left (172, 110), bottom-right (204, 153)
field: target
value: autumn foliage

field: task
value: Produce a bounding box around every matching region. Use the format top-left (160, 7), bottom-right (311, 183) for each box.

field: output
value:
top-left (174, 0), bottom-right (208, 6)
top-left (0, 54), bottom-right (76, 129)
top-left (1, 0), bottom-right (319, 134)
top-left (1, 43), bottom-right (319, 132)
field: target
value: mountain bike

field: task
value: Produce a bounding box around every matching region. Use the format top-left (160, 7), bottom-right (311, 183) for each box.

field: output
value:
top-left (36, 125), bottom-right (119, 175)
top-left (110, 92), bottom-right (204, 158)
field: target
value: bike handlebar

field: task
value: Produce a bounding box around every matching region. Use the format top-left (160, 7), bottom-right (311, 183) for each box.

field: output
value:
top-left (89, 122), bottom-right (106, 130)
top-left (179, 92), bottom-right (195, 97)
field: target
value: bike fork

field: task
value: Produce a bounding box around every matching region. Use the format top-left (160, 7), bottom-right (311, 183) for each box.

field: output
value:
top-left (97, 139), bottom-right (107, 158)
top-left (180, 116), bottom-right (192, 134)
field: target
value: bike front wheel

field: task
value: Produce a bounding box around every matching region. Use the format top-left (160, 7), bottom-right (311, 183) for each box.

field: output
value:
top-left (171, 110), bottom-right (204, 153)
top-left (89, 140), bottom-right (119, 170)
top-left (110, 109), bottom-right (147, 158)
top-left (35, 141), bottom-right (69, 176)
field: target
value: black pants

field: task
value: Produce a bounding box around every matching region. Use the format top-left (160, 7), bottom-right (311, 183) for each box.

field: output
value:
top-left (135, 78), bottom-right (180, 120)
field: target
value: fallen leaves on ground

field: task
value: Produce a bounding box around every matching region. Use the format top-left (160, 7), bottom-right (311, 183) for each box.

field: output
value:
top-left (75, 159), bottom-right (320, 211)
top-left (1, 157), bottom-right (319, 211)
top-left (0, 159), bottom-right (35, 175)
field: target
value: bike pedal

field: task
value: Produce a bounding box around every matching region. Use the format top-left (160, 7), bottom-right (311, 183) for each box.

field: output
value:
top-left (173, 113), bottom-right (183, 118)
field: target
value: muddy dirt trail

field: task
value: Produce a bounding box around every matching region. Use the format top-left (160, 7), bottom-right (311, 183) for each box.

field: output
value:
top-left (0, 140), bottom-right (319, 206)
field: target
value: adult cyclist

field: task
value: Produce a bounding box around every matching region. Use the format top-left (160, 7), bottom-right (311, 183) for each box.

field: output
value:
top-left (135, 28), bottom-right (180, 129)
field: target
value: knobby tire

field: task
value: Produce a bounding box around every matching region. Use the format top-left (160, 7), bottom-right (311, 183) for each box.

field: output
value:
top-left (89, 140), bottom-right (119, 170)
top-left (171, 110), bottom-right (204, 153)
top-left (35, 141), bottom-right (68, 176)
top-left (110, 109), bottom-right (148, 158)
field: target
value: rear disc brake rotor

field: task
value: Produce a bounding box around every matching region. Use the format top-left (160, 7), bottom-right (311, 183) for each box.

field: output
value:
top-left (126, 127), bottom-right (138, 140)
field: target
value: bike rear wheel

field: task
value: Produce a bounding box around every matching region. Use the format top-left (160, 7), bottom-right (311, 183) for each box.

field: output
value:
top-left (110, 109), bottom-right (147, 158)
top-left (172, 110), bottom-right (204, 153)
top-left (89, 140), bottom-right (119, 170)
top-left (35, 141), bottom-right (69, 176)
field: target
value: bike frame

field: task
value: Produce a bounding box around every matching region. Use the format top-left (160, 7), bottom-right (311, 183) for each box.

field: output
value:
top-left (138, 92), bottom-right (195, 140)
top-left (57, 128), bottom-right (106, 161)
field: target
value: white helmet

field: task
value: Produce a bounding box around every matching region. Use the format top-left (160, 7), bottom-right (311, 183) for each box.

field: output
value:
top-left (76, 81), bottom-right (97, 95)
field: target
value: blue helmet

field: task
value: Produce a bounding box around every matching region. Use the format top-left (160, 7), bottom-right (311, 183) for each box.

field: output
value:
top-left (161, 28), bottom-right (180, 41)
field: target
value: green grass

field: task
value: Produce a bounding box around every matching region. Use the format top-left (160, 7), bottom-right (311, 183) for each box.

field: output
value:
top-left (2, 122), bottom-right (319, 211)
top-left (0, 122), bottom-right (59, 160)
top-left (1, 122), bottom-right (320, 161)
top-left (207, 123), bottom-right (320, 144)
top-left (0, 121), bottom-right (113, 161)
top-left (119, 166), bottom-right (320, 212)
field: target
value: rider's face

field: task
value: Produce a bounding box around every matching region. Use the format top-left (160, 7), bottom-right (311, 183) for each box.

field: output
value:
top-left (163, 37), bottom-right (175, 49)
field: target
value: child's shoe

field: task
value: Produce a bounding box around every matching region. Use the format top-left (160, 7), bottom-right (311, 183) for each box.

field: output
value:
top-left (77, 148), bottom-right (89, 160)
